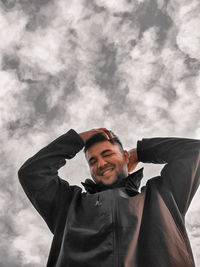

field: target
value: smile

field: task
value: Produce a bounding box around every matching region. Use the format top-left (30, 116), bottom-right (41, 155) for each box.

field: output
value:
top-left (101, 168), bottom-right (114, 176)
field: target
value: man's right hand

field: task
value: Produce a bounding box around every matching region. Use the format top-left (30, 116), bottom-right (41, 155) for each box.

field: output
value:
top-left (79, 128), bottom-right (113, 144)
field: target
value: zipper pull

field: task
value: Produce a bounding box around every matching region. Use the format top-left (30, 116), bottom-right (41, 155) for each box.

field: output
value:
top-left (95, 195), bottom-right (102, 206)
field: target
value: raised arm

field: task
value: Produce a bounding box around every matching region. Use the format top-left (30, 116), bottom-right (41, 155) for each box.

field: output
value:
top-left (18, 129), bottom-right (84, 232)
top-left (18, 128), bottom-right (112, 232)
top-left (137, 137), bottom-right (200, 215)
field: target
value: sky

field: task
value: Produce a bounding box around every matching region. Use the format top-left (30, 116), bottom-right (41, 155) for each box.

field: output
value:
top-left (0, 0), bottom-right (200, 266)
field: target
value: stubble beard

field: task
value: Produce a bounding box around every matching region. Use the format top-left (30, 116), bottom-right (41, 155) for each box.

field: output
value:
top-left (94, 167), bottom-right (128, 185)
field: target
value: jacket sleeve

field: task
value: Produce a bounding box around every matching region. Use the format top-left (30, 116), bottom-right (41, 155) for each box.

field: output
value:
top-left (137, 137), bottom-right (200, 215)
top-left (18, 129), bottom-right (84, 233)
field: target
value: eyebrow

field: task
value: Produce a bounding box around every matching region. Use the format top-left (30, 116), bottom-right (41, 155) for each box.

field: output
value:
top-left (88, 149), bottom-right (114, 163)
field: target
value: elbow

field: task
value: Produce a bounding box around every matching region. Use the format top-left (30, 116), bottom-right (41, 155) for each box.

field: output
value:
top-left (18, 155), bottom-right (35, 182)
top-left (18, 162), bottom-right (32, 183)
top-left (18, 165), bottom-right (26, 183)
top-left (18, 163), bottom-right (35, 192)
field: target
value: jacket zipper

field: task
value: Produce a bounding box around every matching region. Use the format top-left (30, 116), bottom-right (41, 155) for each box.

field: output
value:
top-left (113, 189), bottom-right (119, 267)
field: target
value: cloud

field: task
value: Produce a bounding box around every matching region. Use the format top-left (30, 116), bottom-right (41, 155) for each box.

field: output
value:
top-left (18, 30), bottom-right (64, 74)
top-left (186, 204), bottom-right (200, 266)
top-left (0, 8), bottom-right (27, 52)
top-left (66, 85), bottom-right (109, 131)
top-left (177, 17), bottom-right (200, 60)
top-left (94, 0), bottom-right (140, 13)
top-left (167, 0), bottom-right (200, 59)
top-left (0, 70), bottom-right (31, 128)
top-left (0, 0), bottom-right (199, 266)
top-left (13, 208), bottom-right (52, 266)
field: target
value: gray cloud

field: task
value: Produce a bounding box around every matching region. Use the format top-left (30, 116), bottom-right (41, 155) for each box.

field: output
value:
top-left (0, 0), bottom-right (200, 266)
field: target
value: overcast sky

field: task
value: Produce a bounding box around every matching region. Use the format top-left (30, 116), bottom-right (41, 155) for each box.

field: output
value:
top-left (0, 0), bottom-right (200, 266)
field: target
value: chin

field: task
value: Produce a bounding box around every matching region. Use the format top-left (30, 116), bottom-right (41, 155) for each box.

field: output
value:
top-left (102, 176), bottom-right (118, 185)
top-left (102, 180), bottom-right (115, 185)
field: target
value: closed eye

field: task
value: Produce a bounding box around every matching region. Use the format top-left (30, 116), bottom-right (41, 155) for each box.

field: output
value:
top-left (103, 153), bottom-right (114, 157)
top-left (88, 150), bottom-right (115, 166)
top-left (89, 158), bottom-right (97, 165)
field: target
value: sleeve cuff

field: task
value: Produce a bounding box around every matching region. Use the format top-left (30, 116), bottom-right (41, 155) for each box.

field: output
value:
top-left (136, 139), bottom-right (152, 163)
top-left (137, 140), bottom-right (143, 162)
top-left (68, 129), bottom-right (85, 148)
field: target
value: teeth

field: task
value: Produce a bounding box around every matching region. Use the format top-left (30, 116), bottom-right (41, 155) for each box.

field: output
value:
top-left (102, 169), bottom-right (113, 175)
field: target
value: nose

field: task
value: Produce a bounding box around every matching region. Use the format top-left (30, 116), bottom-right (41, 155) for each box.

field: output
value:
top-left (97, 157), bottom-right (107, 168)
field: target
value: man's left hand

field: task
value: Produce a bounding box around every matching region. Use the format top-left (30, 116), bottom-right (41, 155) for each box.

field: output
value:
top-left (127, 148), bottom-right (138, 172)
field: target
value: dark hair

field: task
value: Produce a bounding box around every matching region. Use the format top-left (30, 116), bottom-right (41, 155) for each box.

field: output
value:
top-left (84, 131), bottom-right (123, 153)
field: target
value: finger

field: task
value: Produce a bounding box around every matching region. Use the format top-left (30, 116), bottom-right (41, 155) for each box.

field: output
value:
top-left (104, 130), bottom-right (114, 140)
top-left (96, 128), bottom-right (110, 140)
top-left (99, 128), bottom-right (113, 140)
top-left (95, 128), bottom-right (114, 140)
top-left (97, 128), bottom-right (108, 132)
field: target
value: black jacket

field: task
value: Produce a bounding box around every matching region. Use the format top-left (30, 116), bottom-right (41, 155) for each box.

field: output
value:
top-left (18, 129), bottom-right (200, 267)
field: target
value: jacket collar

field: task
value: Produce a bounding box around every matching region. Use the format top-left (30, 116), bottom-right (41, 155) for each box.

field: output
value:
top-left (81, 167), bottom-right (144, 197)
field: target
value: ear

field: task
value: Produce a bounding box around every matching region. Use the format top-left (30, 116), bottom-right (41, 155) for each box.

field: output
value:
top-left (123, 150), bottom-right (129, 166)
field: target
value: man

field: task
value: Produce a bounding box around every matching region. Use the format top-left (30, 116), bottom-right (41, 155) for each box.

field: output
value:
top-left (18, 128), bottom-right (200, 267)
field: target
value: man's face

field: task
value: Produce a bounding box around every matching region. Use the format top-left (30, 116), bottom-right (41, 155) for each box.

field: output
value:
top-left (86, 140), bottom-right (129, 185)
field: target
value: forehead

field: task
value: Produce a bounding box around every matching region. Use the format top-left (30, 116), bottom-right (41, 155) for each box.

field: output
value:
top-left (86, 140), bottom-right (121, 159)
